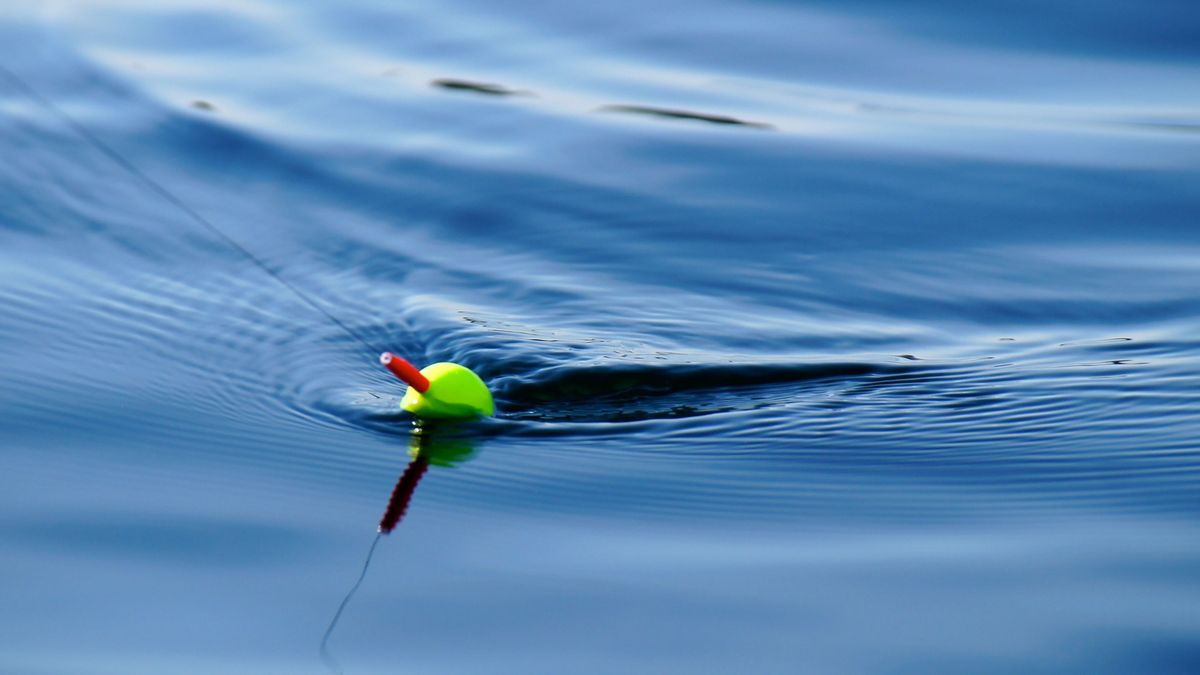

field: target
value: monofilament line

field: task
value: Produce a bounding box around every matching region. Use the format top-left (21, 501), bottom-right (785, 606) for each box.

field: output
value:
top-left (0, 63), bottom-right (384, 356)
top-left (320, 532), bottom-right (382, 675)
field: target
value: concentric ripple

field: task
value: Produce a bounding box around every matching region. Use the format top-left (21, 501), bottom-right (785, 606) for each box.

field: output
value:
top-left (1, 6), bottom-right (1198, 529)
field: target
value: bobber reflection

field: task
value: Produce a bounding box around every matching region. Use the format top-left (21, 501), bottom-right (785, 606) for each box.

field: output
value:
top-left (378, 429), bottom-right (476, 534)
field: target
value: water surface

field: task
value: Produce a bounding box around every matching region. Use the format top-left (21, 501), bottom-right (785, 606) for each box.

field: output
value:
top-left (2, 1), bottom-right (1199, 673)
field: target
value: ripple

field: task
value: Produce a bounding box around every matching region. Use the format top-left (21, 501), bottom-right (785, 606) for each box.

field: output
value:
top-left (3, 6), bottom-right (1200, 674)
top-left (2, 18), bottom-right (1198, 529)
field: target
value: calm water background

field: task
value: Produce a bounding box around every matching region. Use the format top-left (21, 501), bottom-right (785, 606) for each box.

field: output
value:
top-left (2, 1), bottom-right (1199, 673)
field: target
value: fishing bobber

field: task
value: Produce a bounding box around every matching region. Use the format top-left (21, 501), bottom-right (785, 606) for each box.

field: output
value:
top-left (379, 352), bottom-right (495, 420)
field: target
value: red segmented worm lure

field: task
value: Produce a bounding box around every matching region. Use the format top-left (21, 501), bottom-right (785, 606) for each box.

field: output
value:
top-left (378, 455), bottom-right (430, 534)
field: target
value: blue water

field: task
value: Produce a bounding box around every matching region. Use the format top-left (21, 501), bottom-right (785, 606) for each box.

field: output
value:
top-left (2, 1), bottom-right (1199, 673)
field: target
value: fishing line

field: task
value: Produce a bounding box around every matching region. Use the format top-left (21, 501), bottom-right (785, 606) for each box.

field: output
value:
top-left (319, 455), bottom-right (429, 673)
top-left (1, 61), bottom-right (450, 674)
top-left (0, 63), bottom-right (384, 356)
top-left (320, 532), bottom-right (382, 675)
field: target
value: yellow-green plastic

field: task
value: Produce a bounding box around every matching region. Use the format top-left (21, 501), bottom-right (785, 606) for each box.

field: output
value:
top-left (400, 362), bottom-right (494, 420)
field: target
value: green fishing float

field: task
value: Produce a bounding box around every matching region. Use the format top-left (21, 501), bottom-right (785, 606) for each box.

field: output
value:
top-left (379, 352), bottom-right (494, 420)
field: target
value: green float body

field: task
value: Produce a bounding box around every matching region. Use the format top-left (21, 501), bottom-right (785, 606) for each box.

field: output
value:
top-left (408, 431), bottom-right (476, 466)
top-left (400, 362), bottom-right (495, 420)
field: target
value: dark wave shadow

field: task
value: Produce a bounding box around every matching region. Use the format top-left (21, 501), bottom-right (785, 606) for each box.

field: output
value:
top-left (490, 360), bottom-right (906, 422)
top-left (598, 104), bottom-right (773, 129)
top-left (431, 78), bottom-right (531, 97)
top-left (496, 360), bottom-right (890, 405)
